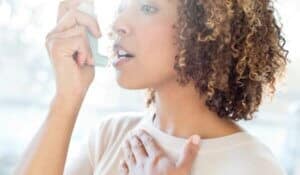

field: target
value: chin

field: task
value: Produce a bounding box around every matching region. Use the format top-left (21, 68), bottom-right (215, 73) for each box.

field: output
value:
top-left (115, 73), bottom-right (147, 90)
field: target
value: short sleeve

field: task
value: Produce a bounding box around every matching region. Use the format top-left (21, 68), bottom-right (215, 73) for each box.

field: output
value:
top-left (63, 120), bottom-right (108, 175)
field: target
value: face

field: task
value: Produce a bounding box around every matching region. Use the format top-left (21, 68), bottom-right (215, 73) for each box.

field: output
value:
top-left (110, 0), bottom-right (180, 89)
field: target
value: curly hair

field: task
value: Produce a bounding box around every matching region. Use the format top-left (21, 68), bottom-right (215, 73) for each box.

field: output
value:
top-left (145, 0), bottom-right (289, 121)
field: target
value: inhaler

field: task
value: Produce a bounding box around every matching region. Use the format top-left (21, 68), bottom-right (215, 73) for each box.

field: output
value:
top-left (77, 0), bottom-right (109, 67)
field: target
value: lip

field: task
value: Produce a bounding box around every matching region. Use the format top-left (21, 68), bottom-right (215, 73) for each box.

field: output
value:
top-left (113, 43), bottom-right (135, 57)
top-left (112, 56), bottom-right (133, 68)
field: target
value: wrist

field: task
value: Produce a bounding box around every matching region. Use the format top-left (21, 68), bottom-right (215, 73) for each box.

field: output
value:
top-left (54, 91), bottom-right (86, 106)
top-left (50, 93), bottom-right (85, 118)
top-left (55, 88), bottom-right (87, 100)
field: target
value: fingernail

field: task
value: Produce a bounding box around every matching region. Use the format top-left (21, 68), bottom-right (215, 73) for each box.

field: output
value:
top-left (191, 135), bottom-right (201, 145)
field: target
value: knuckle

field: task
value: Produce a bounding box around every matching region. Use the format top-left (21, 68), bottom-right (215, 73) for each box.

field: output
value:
top-left (122, 141), bottom-right (130, 152)
top-left (59, 1), bottom-right (68, 8)
top-left (128, 152), bottom-right (134, 162)
top-left (76, 25), bottom-right (86, 36)
top-left (47, 39), bottom-right (59, 54)
top-left (119, 160), bottom-right (126, 168)
top-left (45, 36), bottom-right (54, 50)
top-left (68, 8), bottom-right (77, 16)
top-left (149, 155), bottom-right (160, 167)
top-left (45, 32), bottom-right (52, 40)
top-left (58, 1), bottom-right (67, 10)
top-left (46, 38), bottom-right (65, 57)
top-left (132, 142), bottom-right (140, 150)
top-left (45, 38), bottom-right (51, 50)
top-left (137, 162), bottom-right (145, 170)
top-left (137, 139), bottom-right (143, 147)
top-left (145, 136), bottom-right (154, 144)
top-left (45, 31), bottom-right (55, 43)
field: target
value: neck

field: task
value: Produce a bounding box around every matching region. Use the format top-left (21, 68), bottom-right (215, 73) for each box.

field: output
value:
top-left (152, 80), bottom-right (242, 139)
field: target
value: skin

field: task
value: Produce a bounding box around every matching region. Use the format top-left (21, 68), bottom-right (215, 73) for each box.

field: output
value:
top-left (113, 0), bottom-right (242, 142)
top-left (111, 0), bottom-right (180, 90)
top-left (14, 0), bottom-right (242, 175)
top-left (112, 0), bottom-right (243, 173)
top-left (119, 129), bottom-right (200, 175)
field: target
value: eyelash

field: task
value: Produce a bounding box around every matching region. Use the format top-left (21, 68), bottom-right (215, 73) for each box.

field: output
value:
top-left (141, 4), bottom-right (158, 14)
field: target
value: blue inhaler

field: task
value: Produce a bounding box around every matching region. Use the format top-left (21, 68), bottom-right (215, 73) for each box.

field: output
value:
top-left (77, 1), bottom-right (109, 67)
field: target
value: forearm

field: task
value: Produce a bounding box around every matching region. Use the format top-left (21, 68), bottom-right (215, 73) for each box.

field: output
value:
top-left (14, 94), bottom-right (85, 175)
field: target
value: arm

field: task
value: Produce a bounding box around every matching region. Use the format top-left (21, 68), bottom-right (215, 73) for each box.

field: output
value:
top-left (14, 94), bottom-right (86, 175)
top-left (13, 0), bottom-right (102, 174)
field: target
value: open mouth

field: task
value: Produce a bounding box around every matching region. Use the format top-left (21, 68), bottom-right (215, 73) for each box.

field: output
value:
top-left (112, 43), bottom-right (135, 60)
top-left (112, 52), bottom-right (134, 67)
top-left (117, 50), bottom-right (135, 59)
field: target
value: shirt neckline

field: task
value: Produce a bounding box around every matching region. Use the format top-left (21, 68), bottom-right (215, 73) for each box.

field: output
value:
top-left (137, 109), bottom-right (255, 154)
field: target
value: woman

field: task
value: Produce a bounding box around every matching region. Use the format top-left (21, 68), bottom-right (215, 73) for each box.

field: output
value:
top-left (14, 0), bottom-right (288, 174)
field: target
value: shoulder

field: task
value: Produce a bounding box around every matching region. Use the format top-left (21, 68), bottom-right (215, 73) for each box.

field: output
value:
top-left (97, 111), bottom-right (145, 134)
top-left (90, 111), bottom-right (145, 142)
top-left (224, 133), bottom-right (286, 175)
top-left (87, 111), bottom-right (145, 164)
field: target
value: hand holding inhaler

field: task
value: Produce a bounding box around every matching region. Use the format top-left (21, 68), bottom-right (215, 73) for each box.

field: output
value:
top-left (45, 0), bottom-right (110, 97)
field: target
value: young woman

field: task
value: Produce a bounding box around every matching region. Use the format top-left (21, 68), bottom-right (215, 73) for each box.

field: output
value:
top-left (14, 0), bottom-right (288, 175)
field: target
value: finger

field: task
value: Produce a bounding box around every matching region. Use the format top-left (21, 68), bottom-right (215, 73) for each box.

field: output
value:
top-left (46, 34), bottom-right (92, 66)
top-left (122, 140), bottom-right (136, 170)
top-left (57, 1), bottom-right (68, 23)
top-left (46, 25), bottom-right (95, 66)
top-left (57, 0), bottom-right (84, 23)
top-left (176, 135), bottom-right (201, 172)
top-left (119, 159), bottom-right (129, 175)
top-left (47, 25), bottom-right (87, 40)
top-left (137, 129), bottom-right (163, 158)
top-left (54, 9), bottom-right (101, 38)
top-left (129, 135), bottom-right (148, 162)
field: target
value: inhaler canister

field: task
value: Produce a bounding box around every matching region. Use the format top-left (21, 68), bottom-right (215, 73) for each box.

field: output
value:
top-left (77, 1), bottom-right (109, 67)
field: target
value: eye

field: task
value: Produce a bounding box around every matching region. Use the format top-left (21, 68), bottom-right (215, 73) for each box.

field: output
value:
top-left (141, 4), bottom-right (158, 14)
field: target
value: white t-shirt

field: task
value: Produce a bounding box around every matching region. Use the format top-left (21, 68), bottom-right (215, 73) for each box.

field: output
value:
top-left (64, 110), bottom-right (286, 175)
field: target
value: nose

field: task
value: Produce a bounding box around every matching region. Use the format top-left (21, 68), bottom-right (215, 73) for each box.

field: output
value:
top-left (109, 14), bottom-right (131, 40)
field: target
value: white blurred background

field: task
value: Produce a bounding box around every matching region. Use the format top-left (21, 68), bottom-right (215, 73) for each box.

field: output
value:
top-left (0, 0), bottom-right (299, 174)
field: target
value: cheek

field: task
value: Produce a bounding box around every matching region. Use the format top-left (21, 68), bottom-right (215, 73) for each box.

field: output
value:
top-left (137, 25), bottom-right (178, 77)
top-left (114, 22), bottom-right (179, 89)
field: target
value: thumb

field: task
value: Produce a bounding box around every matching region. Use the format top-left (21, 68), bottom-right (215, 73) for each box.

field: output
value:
top-left (176, 135), bottom-right (201, 172)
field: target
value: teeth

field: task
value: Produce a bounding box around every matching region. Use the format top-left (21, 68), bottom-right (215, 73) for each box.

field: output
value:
top-left (118, 49), bottom-right (129, 55)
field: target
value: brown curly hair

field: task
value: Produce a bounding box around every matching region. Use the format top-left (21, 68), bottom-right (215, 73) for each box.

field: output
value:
top-left (145, 0), bottom-right (289, 121)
